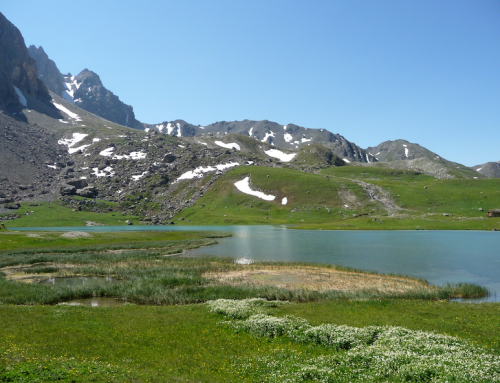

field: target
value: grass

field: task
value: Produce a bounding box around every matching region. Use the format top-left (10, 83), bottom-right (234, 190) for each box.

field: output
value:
top-left (175, 165), bottom-right (380, 225)
top-left (0, 231), bottom-right (497, 381)
top-left (1, 200), bottom-right (141, 228)
top-left (173, 164), bottom-right (500, 230)
top-left (0, 301), bottom-right (499, 381)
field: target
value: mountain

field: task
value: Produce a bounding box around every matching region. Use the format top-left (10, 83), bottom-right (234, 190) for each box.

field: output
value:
top-left (472, 162), bottom-right (500, 178)
top-left (145, 119), bottom-right (373, 163)
top-left (60, 69), bottom-right (144, 130)
top-left (0, 12), bottom-right (54, 113)
top-left (27, 45), bottom-right (66, 97)
top-left (365, 139), bottom-right (483, 179)
top-left (27, 45), bottom-right (144, 131)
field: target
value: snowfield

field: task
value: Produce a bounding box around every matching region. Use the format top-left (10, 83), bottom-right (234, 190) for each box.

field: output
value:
top-left (176, 162), bottom-right (240, 182)
top-left (264, 149), bottom-right (296, 162)
top-left (215, 141), bottom-right (241, 150)
top-left (53, 102), bottom-right (82, 122)
top-left (234, 177), bottom-right (275, 201)
top-left (58, 133), bottom-right (90, 154)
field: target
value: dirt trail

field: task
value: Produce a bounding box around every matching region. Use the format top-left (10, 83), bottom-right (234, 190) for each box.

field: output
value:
top-left (355, 180), bottom-right (401, 216)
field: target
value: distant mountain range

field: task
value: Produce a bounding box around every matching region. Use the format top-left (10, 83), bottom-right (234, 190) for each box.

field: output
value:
top-left (0, 10), bottom-right (496, 192)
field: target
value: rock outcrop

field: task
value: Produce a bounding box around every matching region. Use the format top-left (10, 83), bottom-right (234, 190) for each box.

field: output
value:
top-left (28, 45), bottom-right (66, 97)
top-left (0, 12), bottom-right (52, 109)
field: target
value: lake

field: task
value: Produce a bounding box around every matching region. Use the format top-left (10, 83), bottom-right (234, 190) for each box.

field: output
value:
top-left (15, 225), bottom-right (500, 301)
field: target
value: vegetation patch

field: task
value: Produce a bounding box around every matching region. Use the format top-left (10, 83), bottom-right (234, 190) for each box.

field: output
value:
top-left (209, 298), bottom-right (500, 382)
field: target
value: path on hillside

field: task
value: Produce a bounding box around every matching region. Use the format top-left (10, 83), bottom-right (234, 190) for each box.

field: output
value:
top-left (355, 180), bottom-right (401, 216)
top-left (331, 175), bottom-right (401, 216)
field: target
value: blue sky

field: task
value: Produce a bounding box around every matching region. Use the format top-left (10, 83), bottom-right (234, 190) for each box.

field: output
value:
top-left (3, 0), bottom-right (499, 166)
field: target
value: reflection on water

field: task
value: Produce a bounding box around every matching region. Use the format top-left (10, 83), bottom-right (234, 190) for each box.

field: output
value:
top-left (41, 276), bottom-right (118, 288)
top-left (63, 297), bottom-right (127, 307)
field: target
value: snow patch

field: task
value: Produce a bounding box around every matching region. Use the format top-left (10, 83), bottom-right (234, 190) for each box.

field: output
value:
top-left (477, 168), bottom-right (482, 172)
top-left (283, 125), bottom-right (287, 130)
top-left (47, 165), bottom-right (56, 169)
top-left (284, 133), bottom-right (293, 143)
top-left (343, 158), bottom-right (351, 163)
top-left (58, 133), bottom-right (89, 154)
top-left (113, 151), bottom-right (147, 160)
top-left (264, 149), bottom-right (296, 162)
top-left (261, 130), bottom-right (276, 143)
top-left (176, 162), bottom-right (240, 182)
top-left (178, 145), bottom-right (185, 148)
top-left (53, 102), bottom-right (82, 121)
top-left (92, 166), bottom-right (115, 177)
top-left (404, 147), bottom-right (409, 158)
top-left (215, 141), bottom-right (241, 150)
top-left (248, 127), bottom-right (253, 136)
top-left (13, 86), bottom-right (27, 107)
top-left (93, 138), bottom-right (101, 142)
top-left (366, 154), bottom-right (370, 163)
top-left (176, 123), bottom-right (182, 137)
top-left (301, 135), bottom-right (312, 143)
top-left (145, 128), bottom-right (150, 132)
top-left (282, 197), bottom-right (288, 205)
top-left (99, 147), bottom-right (115, 157)
top-left (132, 171), bottom-right (148, 181)
top-left (234, 177), bottom-right (275, 201)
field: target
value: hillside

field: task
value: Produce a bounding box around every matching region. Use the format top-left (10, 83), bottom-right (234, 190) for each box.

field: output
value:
top-left (472, 161), bottom-right (500, 178)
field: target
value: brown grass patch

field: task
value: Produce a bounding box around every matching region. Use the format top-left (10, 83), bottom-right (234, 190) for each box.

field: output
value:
top-left (204, 265), bottom-right (434, 294)
top-left (1, 262), bottom-right (79, 283)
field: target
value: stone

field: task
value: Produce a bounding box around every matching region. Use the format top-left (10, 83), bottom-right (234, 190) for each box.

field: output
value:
top-left (60, 184), bottom-right (76, 195)
top-left (487, 209), bottom-right (500, 218)
top-left (67, 179), bottom-right (88, 189)
top-left (125, 220), bottom-right (133, 225)
top-left (76, 186), bottom-right (97, 198)
top-left (4, 202), bottom-right (20, 209)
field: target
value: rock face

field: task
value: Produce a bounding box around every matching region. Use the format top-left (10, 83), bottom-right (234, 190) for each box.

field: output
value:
top-left (61, 69), bottom-right (143, 130)
top-left (471, 162), bottom-right (500, 178)
top-left (144, 119), bottom-right (370, 163)
top-left (28, 45), bottom-right (66, 97)
top-left (0, 12), bottom-right (52, 110)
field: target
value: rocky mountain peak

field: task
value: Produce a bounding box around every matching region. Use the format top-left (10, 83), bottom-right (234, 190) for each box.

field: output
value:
top-left (0, 12), bottom-right (52, 111)
top-left (28, 45), bottom-right (66, 97)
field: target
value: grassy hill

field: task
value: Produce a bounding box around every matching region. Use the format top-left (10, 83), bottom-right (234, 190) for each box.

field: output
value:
top-left (174, 164), bottom-right (500, 230)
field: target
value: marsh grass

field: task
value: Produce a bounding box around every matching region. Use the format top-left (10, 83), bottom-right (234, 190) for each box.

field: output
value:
top-left (0, 247), bottom-right (488, 305)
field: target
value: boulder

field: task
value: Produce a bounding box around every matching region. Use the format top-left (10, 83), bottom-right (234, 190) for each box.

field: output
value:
top-left (125, 219), bottom-right (133, 225)
top-left (60, 184), bottom-right (76, 195)
top-left (4, 203), bottom-right (21, 209)
top-left (487, 209), bottom-right (500, 218)
top-left (67, 179), bottom-right (88, 189)
top-left (76, 186), bottom-right (97, 198)
top-left (164, 154), bottom-right (176, 163)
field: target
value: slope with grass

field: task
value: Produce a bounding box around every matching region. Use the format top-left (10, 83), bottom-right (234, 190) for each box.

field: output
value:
top-left (174, 165), bottom-right (382, 225)
top-left (173, 164), bottom-right (500, 230)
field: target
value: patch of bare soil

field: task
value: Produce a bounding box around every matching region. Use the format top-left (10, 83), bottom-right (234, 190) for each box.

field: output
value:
top-left (61, 231), bottom-right (93, 238)
top-left (204, 266), bottom-right (432, 294)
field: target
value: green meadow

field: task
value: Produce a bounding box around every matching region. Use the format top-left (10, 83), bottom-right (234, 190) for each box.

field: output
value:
top-left (0, 231), bottom-right (498, 381)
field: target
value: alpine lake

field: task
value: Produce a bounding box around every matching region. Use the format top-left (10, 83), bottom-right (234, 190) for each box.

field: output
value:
top-left (16, 225), bottom-right (500, 303)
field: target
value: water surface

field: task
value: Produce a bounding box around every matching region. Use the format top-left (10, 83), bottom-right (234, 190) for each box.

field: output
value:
top-left (18, 225), bottom-right (500, 301)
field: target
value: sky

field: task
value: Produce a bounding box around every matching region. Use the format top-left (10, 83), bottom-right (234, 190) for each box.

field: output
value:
top-left (3, 0), bottom-right (499, 166)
